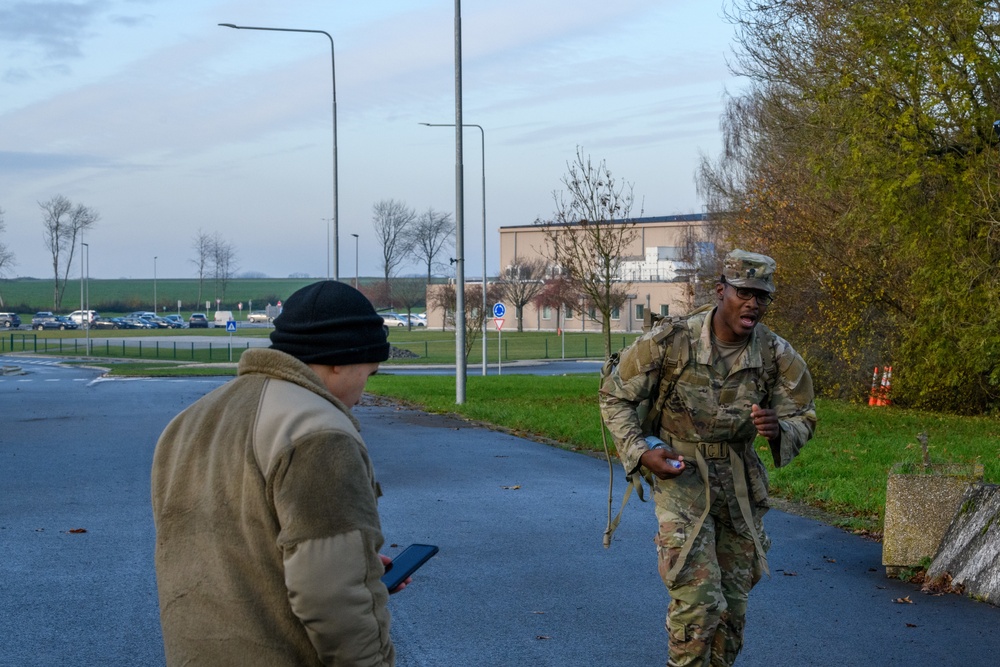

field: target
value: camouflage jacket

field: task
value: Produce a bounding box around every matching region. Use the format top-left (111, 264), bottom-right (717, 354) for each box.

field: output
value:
top-left (599, 308), bottom-right (816, 479)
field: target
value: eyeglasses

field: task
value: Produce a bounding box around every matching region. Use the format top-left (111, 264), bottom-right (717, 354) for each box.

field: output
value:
top-left (725, 280), bottom-right (774, 306)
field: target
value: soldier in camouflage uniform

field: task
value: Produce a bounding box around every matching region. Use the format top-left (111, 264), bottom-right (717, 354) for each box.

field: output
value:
top-left (600, 250), bottom-right (816, 667)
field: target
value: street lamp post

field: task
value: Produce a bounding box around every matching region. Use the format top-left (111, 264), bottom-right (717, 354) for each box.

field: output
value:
top-left (323, 218), bottom-right (332, 280)
top-left (219, 22), bottom-right (339, 280)
top-left (351, 233), bottom-right (359, 289)
top-left (153, 256), bottom-right (158, 313)
top-left (82, 242), bottom-right (89, 354)
top-left (420, 122), bottom-right (487, 376)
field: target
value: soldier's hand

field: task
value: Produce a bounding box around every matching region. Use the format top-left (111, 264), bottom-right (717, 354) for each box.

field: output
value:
top-left (751, 404), bottom-right (779, 442)
top-left (639, 448), bottom-right (685, 479)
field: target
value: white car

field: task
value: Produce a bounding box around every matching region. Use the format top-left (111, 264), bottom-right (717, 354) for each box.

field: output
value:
top-left (380, 313), bottom-right (408, 327)
top-left (68, 310), bottom-right (98, 326)
top-left (247, 311), bottom-right (270, 323)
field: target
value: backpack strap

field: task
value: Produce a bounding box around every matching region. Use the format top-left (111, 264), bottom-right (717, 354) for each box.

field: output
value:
top-left (602, 319), bottom-right (691, 548)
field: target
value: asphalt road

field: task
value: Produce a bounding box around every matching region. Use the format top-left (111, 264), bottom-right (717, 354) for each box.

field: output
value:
top-left (1, 358), bottom-right (998, 666)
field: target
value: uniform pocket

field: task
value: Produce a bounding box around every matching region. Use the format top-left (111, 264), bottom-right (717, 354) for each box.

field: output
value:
top-left (746, 457), bottom-right (770, 509)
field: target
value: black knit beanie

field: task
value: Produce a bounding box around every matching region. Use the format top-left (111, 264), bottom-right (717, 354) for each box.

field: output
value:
top-left (269, 281), bottom-right (390, 366)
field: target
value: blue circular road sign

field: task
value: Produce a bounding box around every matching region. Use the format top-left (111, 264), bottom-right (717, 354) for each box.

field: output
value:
top-left (493, 303), bottom-right (506, 318)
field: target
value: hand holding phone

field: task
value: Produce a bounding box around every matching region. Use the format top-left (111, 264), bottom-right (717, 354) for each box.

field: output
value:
top-left (381, 544), bottom-right (438, 592)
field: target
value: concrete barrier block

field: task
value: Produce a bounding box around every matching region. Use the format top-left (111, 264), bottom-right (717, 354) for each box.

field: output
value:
top-left (882, 463), bottom-right (983, 575)
top-left (926, 483), bottom-right (1000, 605)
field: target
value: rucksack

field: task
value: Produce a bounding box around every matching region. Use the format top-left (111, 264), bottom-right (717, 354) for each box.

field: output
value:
top-left (599, 306), bottom-right (776, 548)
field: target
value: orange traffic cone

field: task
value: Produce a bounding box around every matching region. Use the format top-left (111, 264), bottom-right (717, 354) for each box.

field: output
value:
top-left (869, 366), bottom-right (879, 406)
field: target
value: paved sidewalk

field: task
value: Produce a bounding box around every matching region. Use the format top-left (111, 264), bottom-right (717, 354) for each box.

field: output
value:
top-left (2, 372), bottom-right (997, 666)
top-left (365, 402), bottom-right (1000, 666)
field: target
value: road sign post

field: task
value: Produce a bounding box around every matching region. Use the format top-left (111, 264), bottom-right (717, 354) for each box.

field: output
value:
top-left (494, 316), bottom-right (504, 375)
top-left (226, 319), bottom-right (237, 361)
top-left (492, 304), bottom-right (507, 376)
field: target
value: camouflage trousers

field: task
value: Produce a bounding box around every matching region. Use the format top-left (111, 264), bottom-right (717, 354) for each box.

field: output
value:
top-left (654, 470), bottom-right (769, 667)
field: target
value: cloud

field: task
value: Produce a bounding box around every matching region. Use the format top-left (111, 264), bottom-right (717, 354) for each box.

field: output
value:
top-left (0, 1), bottom-right (108, 60)
top-left (0, 150), bottom-right (116, 172)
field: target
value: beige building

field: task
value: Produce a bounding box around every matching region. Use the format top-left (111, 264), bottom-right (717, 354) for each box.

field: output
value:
top-left (498, 214), bottom-right (717, 333)
top-left (426, 214), bottom-right (718, 333)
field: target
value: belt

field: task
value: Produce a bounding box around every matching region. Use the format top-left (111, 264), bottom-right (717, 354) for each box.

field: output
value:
top-left (664, 438), bottom-right (730, 460)
top-left (656, 434), bottom-right (769, 585)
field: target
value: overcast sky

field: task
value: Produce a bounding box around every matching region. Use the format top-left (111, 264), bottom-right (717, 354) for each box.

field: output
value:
top-left (0, 0), bottom-right (740, 280)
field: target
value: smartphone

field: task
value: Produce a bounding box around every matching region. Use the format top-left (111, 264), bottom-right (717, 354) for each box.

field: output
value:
top-left (381, 543), bottom-right (438, 592)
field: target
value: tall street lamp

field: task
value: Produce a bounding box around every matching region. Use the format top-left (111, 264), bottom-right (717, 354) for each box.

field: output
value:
top-left (323, 218), bottom-right (332, 280)
top-left (421, 122), bottom-right (487, 377)
top-left (153, 256), bottom-right (158, 313)
top-left (219, 22), bottom-right (340, 280)
top-left (351, 233), bottom-right (359, 289)
top-left (82, 242), bottom-right (89, 354)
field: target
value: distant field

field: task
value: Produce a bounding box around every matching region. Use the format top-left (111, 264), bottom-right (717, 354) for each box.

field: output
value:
top-left (0, 277), bottom-right (325, 315)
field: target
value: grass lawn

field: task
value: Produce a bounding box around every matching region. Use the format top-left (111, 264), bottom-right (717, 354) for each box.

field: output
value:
top-left (37, 350), bottom-right (1000, 535)
top-left (365, 374), bottom-right (1000, 534)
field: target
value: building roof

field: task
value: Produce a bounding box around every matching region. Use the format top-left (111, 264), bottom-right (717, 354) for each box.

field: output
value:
top-left (499, 213), bottom-right (709, 230)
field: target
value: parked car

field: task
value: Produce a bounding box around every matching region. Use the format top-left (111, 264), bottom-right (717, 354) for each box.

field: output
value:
top-left (213, 311), bottom-right (235, 328)
top-left (31, 312), bottom-right (57, 327)
top-left (143, 315), bottom-right (171, 328)
top-left (188, 313), bottom-right (209, 328)
top-left (0, 312), bottom-right (21, 328)
top-left (119, 317), bottom-right (155, 330)
top-left (380, 313), bottom-right (408, 327)
top-left (36, 316), bottom-right (79, 331)
top-left (404, 314), bottom-right (426, 327)
top-left (247, 310), bottom-right (270, 323)
top-left (68, 310), bottom-right (98, 326)
top-left (163, 314), bottom-right (186, 328)
top-left (91, 317), bottom-right (122, 330)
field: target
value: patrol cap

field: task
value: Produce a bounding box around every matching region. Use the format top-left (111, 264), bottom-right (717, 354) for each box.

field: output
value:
top-left (721, 249), bottom-right (776, 294)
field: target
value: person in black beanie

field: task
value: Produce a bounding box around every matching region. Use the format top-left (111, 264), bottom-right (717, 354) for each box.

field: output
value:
top-left (152, 281), bottom-right (403, 667)
top-left (270, 280), bottom-right (390, 366)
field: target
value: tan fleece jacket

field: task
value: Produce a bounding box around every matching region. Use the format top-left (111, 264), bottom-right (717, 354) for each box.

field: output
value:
top-left (151, 348), bottom-right (394, 666)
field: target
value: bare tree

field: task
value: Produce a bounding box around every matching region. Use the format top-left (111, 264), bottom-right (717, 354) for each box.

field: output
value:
top-left (211, 233), bottom-right (238, 305)
top-left (391, 277), bottom-right (428, 329)
top-left (409, 207), bottom-right (454, 282)
top-left (538, 148), bottom-right (639, 358)
top-left (39, 195), bottom-right (99, 310)
top-left (372, 199), bottom-right (416, 291)
top-left (190, 230), bottom-right (213, 306)
top-left (495, 256), bottom-right (548, 332)
top-left (0, 208), bottom-right (15, 307)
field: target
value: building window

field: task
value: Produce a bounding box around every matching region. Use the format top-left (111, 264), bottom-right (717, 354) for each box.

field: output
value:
top-left (564, 306), bottom-right (574, 319)
top-left (660, 304), bottom-right (669, 317)
top-left (611, 307), bottom-right (620, 320)
top-left (542, 306), bottom-right (552, 320)
top-left (635, 304), bottom-right (644, 320)
top-left (588, 307), bottom-right (597, 320)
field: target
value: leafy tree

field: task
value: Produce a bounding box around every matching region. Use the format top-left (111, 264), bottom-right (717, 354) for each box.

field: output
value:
top-left (698, 0), bottom-right (1000, 412)
top-left (495, 256), bottom-right (547, 332)
top-left (538, 148), bottom-right (639, 358)
top-left (409, 208), bottom-right (454, 283)
top-left (39, 195), bottom-right (98, 310)
top-left (429, 281), bottom-right (502, 357)
top-left (533, 275), bottom-right (580, 335)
